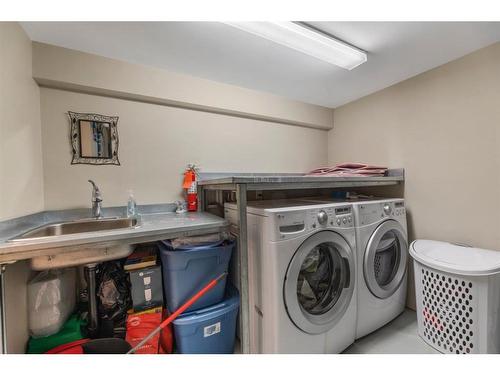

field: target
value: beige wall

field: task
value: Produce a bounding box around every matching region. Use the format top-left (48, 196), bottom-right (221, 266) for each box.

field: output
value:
top-left (41, 88), bottom-right (328, 210)
top-left (33, 42), bottom-right (334, 130)
top-left (329, 42), bottom-right (500, 250)
top-left (328, 42), bottom-right (500, 307)
top-left (35, 41), bottom-right (330, 210)
top-left (0, 23), bottom-right (41, 353)
top-left (0, 23), bottom-right (44, 221)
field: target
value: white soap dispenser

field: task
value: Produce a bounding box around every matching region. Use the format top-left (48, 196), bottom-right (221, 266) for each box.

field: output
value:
top-left (127, 190), bottom-right (137, 218)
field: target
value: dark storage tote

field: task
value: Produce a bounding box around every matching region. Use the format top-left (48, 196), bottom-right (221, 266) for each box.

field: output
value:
top-left (173, 286), bottom-right (239, 354)
top-left (158, 239), bottom-right (234, 312)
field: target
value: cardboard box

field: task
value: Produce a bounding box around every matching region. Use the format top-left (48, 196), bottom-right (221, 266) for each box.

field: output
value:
top-left (124, 244), bottom-right (158, 271)
top-left (128, 265), bottom-right (163, 311)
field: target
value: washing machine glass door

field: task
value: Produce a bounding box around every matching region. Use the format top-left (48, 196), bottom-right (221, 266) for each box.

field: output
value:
top-left (284, 231), bottom-right (354, 334)
top-left (364, 219), bottom-right (408, 299)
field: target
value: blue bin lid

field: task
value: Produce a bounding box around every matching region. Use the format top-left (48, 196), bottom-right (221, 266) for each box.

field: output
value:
top-left (159, 239), bottom-right (227, 252)
top-left (173, 286), bottom-right (239, 326)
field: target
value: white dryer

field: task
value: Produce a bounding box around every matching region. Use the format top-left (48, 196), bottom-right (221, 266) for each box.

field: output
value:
top-left (353, 199), bottom-right (408, 338)
top-left (299, 197), bottom-right (409, 339)
top-left (225, 199), bottom-right (357, 353)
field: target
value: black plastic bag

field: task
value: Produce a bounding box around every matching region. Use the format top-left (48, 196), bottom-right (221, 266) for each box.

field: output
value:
top-left (96, 260), bottom-right (132, 338)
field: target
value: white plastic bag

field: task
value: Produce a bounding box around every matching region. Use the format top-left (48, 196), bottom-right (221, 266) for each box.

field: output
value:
top-left (28, 268), bottom-right (76, 337)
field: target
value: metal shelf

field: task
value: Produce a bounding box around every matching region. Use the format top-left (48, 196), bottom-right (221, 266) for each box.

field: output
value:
top-left (197, 169), bottom-right (404, 354)
top-left (199, 169), bottom-right (403, 191)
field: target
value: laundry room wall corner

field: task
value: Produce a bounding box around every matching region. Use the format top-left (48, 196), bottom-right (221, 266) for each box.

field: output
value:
top-left (0, 22), bottom-right (44, 353)
top-left (328, 42), bottom-right (500, 308)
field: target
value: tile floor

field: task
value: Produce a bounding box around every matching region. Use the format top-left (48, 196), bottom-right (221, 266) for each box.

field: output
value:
top-left (234, 309), bottom-right (438, 354)
top-left (344, 309), bottom-right (438, 354)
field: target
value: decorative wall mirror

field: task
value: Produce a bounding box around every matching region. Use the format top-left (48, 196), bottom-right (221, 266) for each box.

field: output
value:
top-left (69, 111), bottom-right (120, 165)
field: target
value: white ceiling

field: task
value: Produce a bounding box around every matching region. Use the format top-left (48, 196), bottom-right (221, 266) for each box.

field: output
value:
top-left (21, 22), bottom-right (500, 108)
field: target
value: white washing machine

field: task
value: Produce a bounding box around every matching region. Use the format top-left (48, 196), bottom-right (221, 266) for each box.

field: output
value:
top-left (300, 197), bottom-right (409, 339)
top-left (225, 199), bottom-right (357, 353)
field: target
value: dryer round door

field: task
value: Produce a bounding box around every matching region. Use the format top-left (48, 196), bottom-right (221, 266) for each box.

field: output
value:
top-left (363, 219), bottom-right (408, 299)
top-left (284, 231), bottom-right (355, 335)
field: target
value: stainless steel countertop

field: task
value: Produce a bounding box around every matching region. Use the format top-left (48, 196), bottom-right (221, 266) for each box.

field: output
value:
top-left (0, 208), bottom-right (227, 264)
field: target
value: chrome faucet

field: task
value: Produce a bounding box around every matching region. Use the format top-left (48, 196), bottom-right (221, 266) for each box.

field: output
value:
top-left (88, 180), bottom-right (103, 219)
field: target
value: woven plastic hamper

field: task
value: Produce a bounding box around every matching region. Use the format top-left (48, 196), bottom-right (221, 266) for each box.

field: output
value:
top-left (410, 240), bottom-right (500, 354)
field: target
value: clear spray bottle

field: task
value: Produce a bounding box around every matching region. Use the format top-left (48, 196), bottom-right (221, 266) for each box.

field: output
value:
top-left (127, 190), bottom-right (137, 218)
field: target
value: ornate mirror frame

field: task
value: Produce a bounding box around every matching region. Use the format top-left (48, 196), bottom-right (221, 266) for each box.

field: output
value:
top-left (68, 111), bottom-right (120, 166)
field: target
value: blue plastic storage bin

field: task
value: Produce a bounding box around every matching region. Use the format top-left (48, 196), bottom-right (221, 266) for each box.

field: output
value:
top-left (173, 287), bottom-right (239, 354)
top-left (158, 239), bottom-right (234, 312)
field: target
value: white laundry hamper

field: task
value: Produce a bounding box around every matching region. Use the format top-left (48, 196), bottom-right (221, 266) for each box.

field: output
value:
top-left (410, 240), bottom-right (500, 354)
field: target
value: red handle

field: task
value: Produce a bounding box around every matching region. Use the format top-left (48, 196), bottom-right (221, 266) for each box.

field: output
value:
top-left (159, 273), bottom-right (226, 330)
top-left (127, 272), bottom-right (228, 353)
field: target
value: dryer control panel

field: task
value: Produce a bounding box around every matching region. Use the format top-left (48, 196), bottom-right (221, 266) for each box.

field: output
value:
top-left (358, 199), bottom-right (406, 226)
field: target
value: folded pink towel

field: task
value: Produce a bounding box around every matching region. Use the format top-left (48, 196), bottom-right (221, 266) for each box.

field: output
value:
top-left (307, 163), bottom-right (388, 177)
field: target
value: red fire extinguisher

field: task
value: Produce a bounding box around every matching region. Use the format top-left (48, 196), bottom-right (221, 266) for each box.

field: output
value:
top-left (183, 164), bottom-right (198, 212)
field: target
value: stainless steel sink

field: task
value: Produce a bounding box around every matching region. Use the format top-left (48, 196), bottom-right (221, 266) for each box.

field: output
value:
top-left (8, 217), bottom-right (141, 270)
top-left (9, 217), bottom-right (140, 242)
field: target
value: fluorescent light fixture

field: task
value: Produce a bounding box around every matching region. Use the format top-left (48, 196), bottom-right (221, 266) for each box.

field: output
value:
top-left (224, 22), bottom-right (367, 70)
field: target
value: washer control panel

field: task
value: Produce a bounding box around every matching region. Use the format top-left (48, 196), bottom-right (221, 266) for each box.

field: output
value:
top-left (308, 205), bottom-right (353, 229)
top-left (333, 206), bottom-right (353, 228)
top-left (273, 205), bottom-right (353, 240)
top-left (383, 203), bottom-right (392, 216)
top-left (317, 210), bottom-right (328, 225)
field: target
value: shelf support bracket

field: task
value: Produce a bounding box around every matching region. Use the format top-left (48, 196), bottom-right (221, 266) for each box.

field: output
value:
top-left (0, 264), bottom-right (7, 354)
top-left (236, 184), bottom-right (250, 354)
